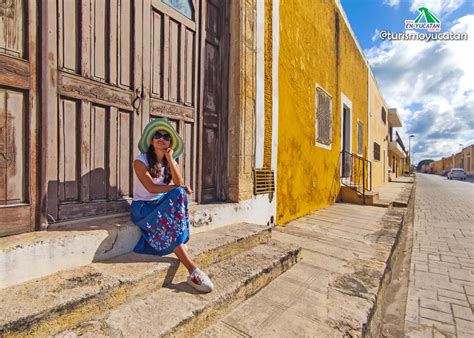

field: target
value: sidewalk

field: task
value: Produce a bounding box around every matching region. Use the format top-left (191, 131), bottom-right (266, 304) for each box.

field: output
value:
top-left (0, 180), bottom-right (414, 337)
top-left (374, 176), bottom-right (414, 205)
top-left (201, 180), bottom-right (414, 337)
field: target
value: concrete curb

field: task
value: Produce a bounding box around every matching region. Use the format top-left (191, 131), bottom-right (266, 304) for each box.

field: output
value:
top-left (364, 178), bottom-right (416, 336)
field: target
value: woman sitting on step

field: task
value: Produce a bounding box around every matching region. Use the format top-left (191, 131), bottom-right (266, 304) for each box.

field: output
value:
top-left (131, 118), bottom-right (214, 293)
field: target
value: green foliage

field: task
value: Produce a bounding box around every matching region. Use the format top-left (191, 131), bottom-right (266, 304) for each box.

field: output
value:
top-left (417, 159), bottom-right (433, 170)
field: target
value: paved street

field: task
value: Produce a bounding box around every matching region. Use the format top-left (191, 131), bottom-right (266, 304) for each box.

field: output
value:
top-left (405, 174), bottom-right (474, 337)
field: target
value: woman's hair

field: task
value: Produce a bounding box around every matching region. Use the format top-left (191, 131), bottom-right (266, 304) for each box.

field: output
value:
top-left (146, 145), bottom-right (172, 184)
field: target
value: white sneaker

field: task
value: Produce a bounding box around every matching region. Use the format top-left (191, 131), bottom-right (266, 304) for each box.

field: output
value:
top-left (187, 268), bottom-right (214, 293)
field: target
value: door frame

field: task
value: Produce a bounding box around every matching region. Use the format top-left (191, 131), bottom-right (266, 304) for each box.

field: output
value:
top-left (197, 0), bottom-right (230, 203)
top-left (340, 92), bottom-right (352, 180)
top-left (0, 0), bottom-right (39, 236)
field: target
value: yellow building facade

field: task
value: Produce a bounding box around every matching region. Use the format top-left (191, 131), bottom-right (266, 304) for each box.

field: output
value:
top-left (277, 0), bottom-right (369, 224)
top-left (368, 73), bottom-right (389, 188)
top-left (461, 145), bottom-right (474, 175)
top-left (387, 108), bottom-right (407, 179)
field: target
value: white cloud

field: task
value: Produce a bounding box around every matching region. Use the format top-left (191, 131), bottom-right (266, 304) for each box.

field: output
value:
top-left (410, 0), bottom-right (465, 18)
top-left (371, 29), bottom-right (380, 42)
top-left (365, 15), bottom-right (474, 164)
top-left (384, 0), bottom-right (400, 7)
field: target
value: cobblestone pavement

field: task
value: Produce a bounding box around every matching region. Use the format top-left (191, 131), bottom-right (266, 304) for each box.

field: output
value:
top-left (405, 174), bottom-right (474, 337)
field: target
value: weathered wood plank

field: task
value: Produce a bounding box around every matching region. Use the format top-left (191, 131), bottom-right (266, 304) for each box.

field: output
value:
top-left (141, 0), bottom-right (152, 141)
top-left (80, 101), bottom-right (91, 202)
top-left (118, 110), bottom-right (131, 197)
top-left (192, 0), bottom-right (200, 202)
top-left (133, 0), bottom-right (143, 161)
top-left (5, 91), bottom-right (25, 204)
top-left (183, 121), bottom-right (194, 200)
top-left (58, 72), bottom-right (133, 110)
top-left (119, 0), bottom-right (132, 88)
top-left (218, 0), bottom-right (230, 201)
top-left (0, 0), bottom-right (24, 58)
top-left (0, 90), bottom-right (6, 203)
top-left (179, 23), bottom-right (185, 104)
top-left (109, 0), bottom-right (118, 85)
top-left (150, 99), bottom-right (194, 121)
top-left (108, 107), bottom-right (118, 200)
top-left (28, 0), bottom-right (39, 231)
top-left (0, 54), bottom-right (29, 89)
top-left (58, 200), bottom-right (131, 220)
top-left (184, 28), bottom-right (194, 106)
top-left (196, 0), bottom-right (206, 203)
top-left (152, 10), bottom-right (163, 97)
top-left (169, 19), bottom-right (179, 102)
top-left (41, 0), bottom-right (59, 222)
top-left (92, 0), bottom-right (108, 81)
top-left (90, 105), bottom-right (107, 200)
top-left (59, 0), bottom-right (79, 72)
top-left (81, 0), bottom-right (91, 77)
top-left (162, 14), bottom-right (170, 101)
top-left (59, 98), bottom-right (79, 202)
top-left (0, 205), bottom-right (30, 237)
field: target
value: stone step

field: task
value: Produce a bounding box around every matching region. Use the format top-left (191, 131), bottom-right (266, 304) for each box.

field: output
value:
top-left (1, 202), bottom-right (264, 289)
top-left (372, 200), bottom-right (392, 208)
top-left (55, 240), bottom-right (301, 338)
top-left (0, 222), bottom-right (272, 336)
top-left (0, 228), bottom-right (112, 289)
top-left (47, 202), bottom-right (256, 260)
top-left (338, 186), bottom-right (380, 206)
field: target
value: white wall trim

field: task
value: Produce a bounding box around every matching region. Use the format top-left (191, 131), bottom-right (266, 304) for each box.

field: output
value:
top-left (271, 0), bottom-right (280, 222)
top-left (255, 0), bottom-right (265, 168)
top-left (271, 0), bottom-right (280, 171)
top-left (340, 92), bottom-right (353, 155)
top-left (367, 68), bottom-right (372, 161)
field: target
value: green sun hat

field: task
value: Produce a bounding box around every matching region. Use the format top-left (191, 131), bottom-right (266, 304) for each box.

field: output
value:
top-left (138, 118), bottom-right (184, 158)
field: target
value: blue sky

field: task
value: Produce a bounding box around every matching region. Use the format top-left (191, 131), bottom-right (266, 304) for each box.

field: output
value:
top-left (340, 0), bottom-right (474, 165)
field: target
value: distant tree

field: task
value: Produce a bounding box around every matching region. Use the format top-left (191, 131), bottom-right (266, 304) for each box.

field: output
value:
top-left (417, 159), bottom-right (433, 171)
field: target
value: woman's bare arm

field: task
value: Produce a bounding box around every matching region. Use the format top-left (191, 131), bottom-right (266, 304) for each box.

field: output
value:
top-left (133, 160), bottom-right (179, 193)
top-left (167, 155), bottom-right (185, 186)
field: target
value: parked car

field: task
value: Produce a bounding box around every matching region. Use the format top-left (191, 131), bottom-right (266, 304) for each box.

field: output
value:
top-left (447, 168), bottom-right (467, 180)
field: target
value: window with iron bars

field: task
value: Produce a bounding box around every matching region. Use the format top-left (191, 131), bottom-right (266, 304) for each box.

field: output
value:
top-left (315, 86), bottom-right (332, 149)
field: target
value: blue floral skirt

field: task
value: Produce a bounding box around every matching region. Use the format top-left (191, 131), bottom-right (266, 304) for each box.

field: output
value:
top-left (131, 187), bottom-right (190, 256)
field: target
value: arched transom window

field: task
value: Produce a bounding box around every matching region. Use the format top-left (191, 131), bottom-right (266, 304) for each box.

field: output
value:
top-left (162, 0), bottom-right (194, 20)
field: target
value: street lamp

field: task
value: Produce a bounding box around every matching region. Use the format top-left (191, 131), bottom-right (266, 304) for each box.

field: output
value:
top-left (409, 135), bottom-right (415, 174)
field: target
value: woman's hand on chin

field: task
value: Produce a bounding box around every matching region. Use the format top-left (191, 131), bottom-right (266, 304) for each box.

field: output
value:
top-left (165, 148), bottom-right (174, 160)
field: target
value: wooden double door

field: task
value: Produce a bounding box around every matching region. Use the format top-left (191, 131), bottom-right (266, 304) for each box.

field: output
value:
top-left (0, 0), bottom-right (229, 235)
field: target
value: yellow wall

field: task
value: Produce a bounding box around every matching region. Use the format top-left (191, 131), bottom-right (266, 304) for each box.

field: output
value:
top-left (431, 159), bottom-right (444, 174)
top-left (368, 75), bottom-right (388, 188)
top-left (388, 151), bottom-right (404, 177)
top-left (339, 17), bottom-right (369, 161)
top-left (277, 0), bottom-right (369, 224)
